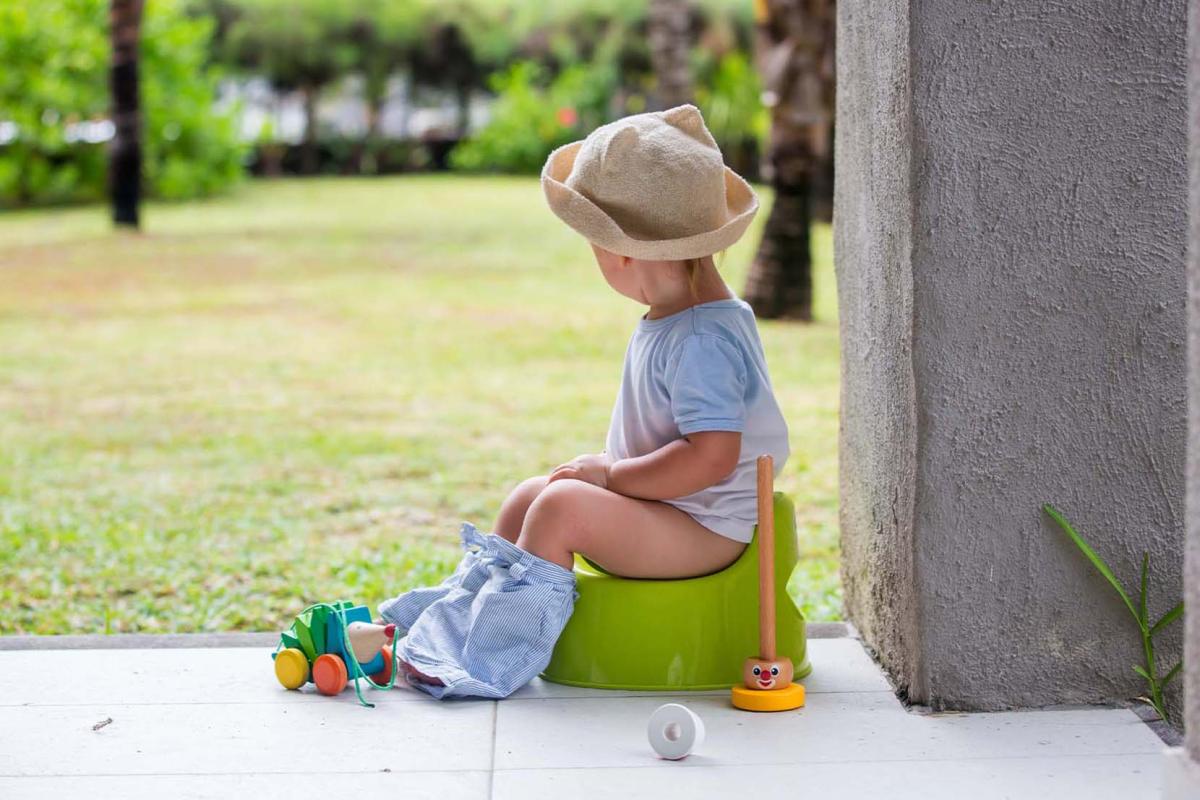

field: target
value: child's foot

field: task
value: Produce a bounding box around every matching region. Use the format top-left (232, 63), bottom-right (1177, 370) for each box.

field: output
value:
top-left (400, 659), bottom-right (444, 687)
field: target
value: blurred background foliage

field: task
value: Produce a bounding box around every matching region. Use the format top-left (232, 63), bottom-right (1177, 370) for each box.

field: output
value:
top-left (0, 0), bottom-right (244, 207)
top-left (0, 0), bottom-right (769, 207)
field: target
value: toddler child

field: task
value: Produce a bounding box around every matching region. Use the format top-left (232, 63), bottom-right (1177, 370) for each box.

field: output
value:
top-left (378, 104), bottom-right (790, 698)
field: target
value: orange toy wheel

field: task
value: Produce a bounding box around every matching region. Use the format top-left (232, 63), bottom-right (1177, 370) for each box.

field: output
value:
top-left (313, 653), bottom-right (348, 696)
top-left (371, 644), bottom-right (394, 685)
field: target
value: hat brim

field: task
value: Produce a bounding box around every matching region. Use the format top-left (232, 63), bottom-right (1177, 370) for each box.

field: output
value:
top-left (540, 141), bottom-right (759, 261)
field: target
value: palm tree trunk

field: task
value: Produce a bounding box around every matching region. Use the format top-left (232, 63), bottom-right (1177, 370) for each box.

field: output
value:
top-left (648, 0), bottom-right (694, 109)
top-left (455, 83), bottom-right (471, 140)
top-left (360, 98), bottom-right (382, 174)
top-left (301, 84), bottom-right (319, 175)
top-left (746, 175), bottom-right (812, 319)
top-left (398, 71), bottom-right (413, 141)
top-left (743, 0), bottom-right (835, 321)
top-left (109, 0), bottom-right (144, 228)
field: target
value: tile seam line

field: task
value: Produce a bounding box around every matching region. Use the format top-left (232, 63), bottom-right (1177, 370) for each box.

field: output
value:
top-left (0, 690), bottom-right (899, 708)
top-left (490, 750), bottom-right (1165, 773)
top-left (0, 751), bottom-right (1164, 781)
top-left (487, 700), bottom-right (498, 800)
top-left (0, 769), bottom-right (494, 779)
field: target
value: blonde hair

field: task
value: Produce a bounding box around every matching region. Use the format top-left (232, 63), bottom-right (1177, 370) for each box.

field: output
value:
top-left (685, 259), bottom-right (701, 299)
top-left (683, 251), bottom-right (726, 299)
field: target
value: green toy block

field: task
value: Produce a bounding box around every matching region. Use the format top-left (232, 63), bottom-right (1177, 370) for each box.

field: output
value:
top-left (292, 617), bottom-right (317, 661)
top-left (305, 607), bottom-right (327, 655)
top-left (280, 601), bottom-right (360, 664)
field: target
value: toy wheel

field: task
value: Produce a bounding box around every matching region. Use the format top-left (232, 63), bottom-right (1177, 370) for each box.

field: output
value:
top-left (274, 647), bottom-right (309, 690)
top-left (313, 653), bottom-right (348, 696)
top-left (371, 644), bottom-right (394, 685)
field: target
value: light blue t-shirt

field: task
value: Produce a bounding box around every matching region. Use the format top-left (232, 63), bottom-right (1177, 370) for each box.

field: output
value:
top-left (604, 297), bottom-right (790, 543)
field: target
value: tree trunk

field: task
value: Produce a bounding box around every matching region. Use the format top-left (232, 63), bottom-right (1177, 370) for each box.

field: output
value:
top-left (398, 71), bottom-right (413, 141)
top-left (358, 98), bottom-right (382, 175)
top-left (301, 85), bottom-right (319, 175)
top-left (455, 83), bottom-right (471, 139)
top-left (648, 0), bottom-right (694, 109)
top-left (109, 0), bottom-right (144, 228)
top-left (743, 0), bottom-right (836, 321)
top-left (745, 176), bottom-right (812, 319)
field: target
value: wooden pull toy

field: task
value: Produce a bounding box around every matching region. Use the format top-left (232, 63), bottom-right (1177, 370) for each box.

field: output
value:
top-left (730, 455), bottom-right (806, 712)
top-left (346, 621), bottom-right (396, 663)
top-left (272, 601), bottom-right (400, 707)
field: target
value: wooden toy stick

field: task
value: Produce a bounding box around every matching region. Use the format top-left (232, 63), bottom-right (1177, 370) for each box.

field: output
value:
top-left (732, 454), bottom-right (804, 710)
top-left (757, 454), bottom-right (775, 661)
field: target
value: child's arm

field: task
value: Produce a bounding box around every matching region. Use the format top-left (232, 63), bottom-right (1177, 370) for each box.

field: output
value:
top-left (548, 432), bottom-right (741, 499)
top-left (604, 431), bottom-right (740, 500)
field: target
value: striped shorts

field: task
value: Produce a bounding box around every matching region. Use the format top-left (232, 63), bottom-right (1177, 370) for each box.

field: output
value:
top-left (389, 524), bottom-right (578, 699)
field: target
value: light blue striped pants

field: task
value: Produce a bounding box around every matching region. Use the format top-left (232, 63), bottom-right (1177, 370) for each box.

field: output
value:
top-left (378, 523), bottom-right (578, 699)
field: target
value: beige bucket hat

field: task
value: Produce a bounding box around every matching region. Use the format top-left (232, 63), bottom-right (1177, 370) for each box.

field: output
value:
top-left (541, 104), bottom-right (758, 261)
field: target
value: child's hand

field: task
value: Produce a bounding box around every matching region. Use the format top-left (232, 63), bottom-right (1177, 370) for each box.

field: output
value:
top-left (548, 452), bottom-right (612, 489)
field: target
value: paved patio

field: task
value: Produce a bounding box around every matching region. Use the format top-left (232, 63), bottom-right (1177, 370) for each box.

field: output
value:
top-left (0, 635), bottom-right (1168, 798)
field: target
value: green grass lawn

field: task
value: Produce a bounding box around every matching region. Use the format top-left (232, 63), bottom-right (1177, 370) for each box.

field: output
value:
top-left (0, 176), bottom-right (840, 634)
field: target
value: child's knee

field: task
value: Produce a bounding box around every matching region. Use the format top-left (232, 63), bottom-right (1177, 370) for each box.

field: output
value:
top-left (521, 480), bottom-right (589, 544)
top-left (512, 475), bottom-right (550, 506)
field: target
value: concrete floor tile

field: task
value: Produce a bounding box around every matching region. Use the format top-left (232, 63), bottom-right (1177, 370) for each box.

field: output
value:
top-left (494, 692), bottom-right (1160, 771)
top-left (494, 691), bottom-right (904, 770)
top-left (493, 755), bottom-right (1163, 800)
top-left (0, 647), bottom-right (428, 707)
top-left (802, 638), bottom-right (894, 693)
top-left (0, 698), bottom-right (494, 777)
top-left (0, 771), bottom-right (491, 800)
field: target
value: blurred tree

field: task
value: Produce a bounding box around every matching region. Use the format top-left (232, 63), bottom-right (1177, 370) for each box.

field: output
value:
top-left (695, 51), bottom-right (767, 180)
top-left (110, 0), bottom-right (144, 227)
top-left (648, 0), bottom-right (694, 108)
top-left (743, 0), bottom-right (835, 321)
top-left (450, 60), bottom-right (617, 173)
top-left (223, 0), bottom-right (354, 173)
top-left (343, 0), bottom-right (427, 173)
top-left (0, 0), bottom-right (241, 208)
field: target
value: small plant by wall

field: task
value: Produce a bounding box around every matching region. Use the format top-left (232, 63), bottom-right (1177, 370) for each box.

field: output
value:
top-left (1042, 503), bottom-right (1183, 722)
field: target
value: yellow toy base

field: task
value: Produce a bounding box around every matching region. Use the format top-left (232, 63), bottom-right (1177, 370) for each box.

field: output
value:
top-left (730, 682), bottom-right (806, 712)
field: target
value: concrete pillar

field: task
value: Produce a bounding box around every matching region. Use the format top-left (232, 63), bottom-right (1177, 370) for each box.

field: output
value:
top-left (836, 0), bottom-right (1188, 714)
top-left (1164, 2), bottom-right (1200, 794)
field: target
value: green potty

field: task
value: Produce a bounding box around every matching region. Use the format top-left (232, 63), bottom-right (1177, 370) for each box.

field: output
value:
top-left (541, 492), bottom-right (810, 690)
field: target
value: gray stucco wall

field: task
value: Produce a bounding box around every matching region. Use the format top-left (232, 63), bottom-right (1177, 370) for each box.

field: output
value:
top-left (1187, 0), bottom-right (1200, 759)
top-left (834, 0), bottom-right (921, 701)
top-left (837, 0), bottom-right (1188, 712)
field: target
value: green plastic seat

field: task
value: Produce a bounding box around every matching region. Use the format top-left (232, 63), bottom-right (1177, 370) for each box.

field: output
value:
top-left (541, 492), bottom-right (810, 690)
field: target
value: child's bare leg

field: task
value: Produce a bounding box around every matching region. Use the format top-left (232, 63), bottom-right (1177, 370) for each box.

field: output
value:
top-left (493, 475), bottom-right (550, 542)
top-left (516, 478), bottom-right (746, 577)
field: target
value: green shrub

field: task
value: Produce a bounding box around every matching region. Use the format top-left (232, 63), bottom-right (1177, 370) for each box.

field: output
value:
top-left (696, 51), bottom-right (768, 160)
top-left (450, 60), bottom-right (617, 174)
top-left (0, 0), bottom-right (244, 208)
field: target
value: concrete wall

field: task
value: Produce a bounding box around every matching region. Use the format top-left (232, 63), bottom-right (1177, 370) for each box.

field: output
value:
top-left (1188, 0), bottom-right (1200, 759)
top-left (834, 0), bottom-right (921, 701)
top-left (1167, 4), bottom-right (1200, 789)
top-left (837, 0), bottom-right (1188, 712)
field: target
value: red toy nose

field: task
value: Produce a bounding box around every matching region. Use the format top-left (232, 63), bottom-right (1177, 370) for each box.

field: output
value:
top-left (383, 624), bottom-right (396, 637)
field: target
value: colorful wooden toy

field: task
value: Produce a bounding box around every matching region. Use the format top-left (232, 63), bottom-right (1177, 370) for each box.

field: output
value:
top-left (730, 455), bottom-right (806, 712)
top-left (272, 601), bottom-right (400, 707)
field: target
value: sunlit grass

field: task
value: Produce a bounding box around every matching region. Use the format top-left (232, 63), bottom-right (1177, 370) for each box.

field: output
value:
top-left (0, 175), bottom-right (840, 633)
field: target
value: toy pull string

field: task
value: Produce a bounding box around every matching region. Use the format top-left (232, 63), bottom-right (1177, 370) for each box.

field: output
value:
top-left (291, 601), bottom-right (402, 708)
